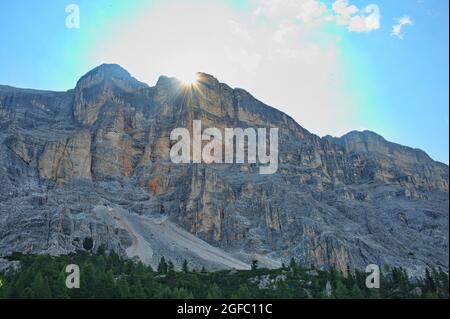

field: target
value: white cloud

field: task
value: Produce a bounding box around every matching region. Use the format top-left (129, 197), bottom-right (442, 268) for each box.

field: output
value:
top-left (254, 0), bottom-right (326, 23)
top-left (254, 0), bottom-right (381, 33)
top-left (332, 0), bottom-right (358, 25)
top-left (392, 16), bottom-right (413, 39)
top-left (348, 4), bottom-right (381, 32)
top-left (332, 0), bottom-right (380, 33)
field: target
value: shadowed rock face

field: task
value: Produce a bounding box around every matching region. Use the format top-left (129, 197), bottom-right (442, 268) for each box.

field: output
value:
top-left (0, 64), bottom-right (448, 275)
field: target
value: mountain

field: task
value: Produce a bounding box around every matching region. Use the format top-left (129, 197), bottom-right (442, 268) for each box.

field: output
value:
top-left (0, 64), bottom-right (448, 275)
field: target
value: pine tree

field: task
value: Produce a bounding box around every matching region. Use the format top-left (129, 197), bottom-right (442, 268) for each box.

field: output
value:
top-left (51, 271), bottom-right (70, 299)
top-left (83, 237), bottom-right (93, 251)
top-left (132, 280), bottom-right (147, 299)
top-left (350, 283), bottom-right (363, 299)
top-left (80, 262), bottom-right (97, 298)
top-left (97, 244), bottom-right (106, 256)
top-left (251, 259), bottom-right (258, 270)
top-left (182, 259), bottom-right (189, 273)
top-left (231, 284), bottom-right (251, 299)
top-left (206, 284), bottom-right (223, 299)
top-left (424, 268), bottom-right (436, 294)
top-left (117, 277), bottom-right (130, 298)
top-left (157, 257), bottom-right (168, 274)
top-left (289, 258), bottom-right (297, 272)
top-left (167, 260), bottom-right (175, 273)
top-left (437, 269), bottom-right (449, 298)
top-left (172, 287), bottom-right (194, 299)
top-left (155, 286), bottom-right (173, 299)
top-left (332, 280), bottom-right (349, 299)
top-left (31, 272), bottom-right (52, 299)
top-left (276, 280), bottom-right (292, 299)
top-left (98, 269), bottom-right (116, 298)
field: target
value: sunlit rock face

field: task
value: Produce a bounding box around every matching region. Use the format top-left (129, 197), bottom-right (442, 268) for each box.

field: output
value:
top-left (0, 64), bottom-right (448, 275)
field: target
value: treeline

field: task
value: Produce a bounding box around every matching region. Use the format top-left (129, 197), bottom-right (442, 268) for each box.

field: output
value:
top-left (0, 250), bottom-right (447, 299)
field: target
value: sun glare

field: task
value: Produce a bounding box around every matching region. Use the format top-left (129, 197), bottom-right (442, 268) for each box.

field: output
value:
top-left (177, 72), bottom-right (198, 86)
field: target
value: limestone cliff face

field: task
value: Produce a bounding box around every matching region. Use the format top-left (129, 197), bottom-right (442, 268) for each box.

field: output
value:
top-left (0, 64), bottom-right (448, 275)
top-left (38, 130), bottom-right (92, 182)
top-left (73, 64), bottom-right (148, 125)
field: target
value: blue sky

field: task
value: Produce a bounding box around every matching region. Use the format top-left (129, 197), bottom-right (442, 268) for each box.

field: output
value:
top-left (0, 0), bottom-right (448, 163)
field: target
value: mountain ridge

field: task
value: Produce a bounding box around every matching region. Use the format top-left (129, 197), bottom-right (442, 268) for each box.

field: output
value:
top-left (1, 64), bottom-right (444, 165)
top-left (0, 64), bottom-right (448, 276)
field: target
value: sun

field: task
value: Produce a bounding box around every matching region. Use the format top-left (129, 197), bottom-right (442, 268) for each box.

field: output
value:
top-left (177, 72), bottom-right (199, 86)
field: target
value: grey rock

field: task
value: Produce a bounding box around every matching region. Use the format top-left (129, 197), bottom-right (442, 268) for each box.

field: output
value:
top-left (250, 274), bottom-right (287, 290)
top-left (0, 64), bottom-right (448, 276)
top-left (0, 258), bottom-right (21, 274)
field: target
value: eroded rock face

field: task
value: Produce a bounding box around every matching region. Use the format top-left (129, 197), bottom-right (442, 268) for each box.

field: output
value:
top-left (0, 64), bottom-right (448, 275)
top-left (39, 130), bottom-right (92, 182)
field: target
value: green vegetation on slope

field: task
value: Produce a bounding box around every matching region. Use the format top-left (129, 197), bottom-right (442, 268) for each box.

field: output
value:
top-left (0, 250), bottom-right (447, 299)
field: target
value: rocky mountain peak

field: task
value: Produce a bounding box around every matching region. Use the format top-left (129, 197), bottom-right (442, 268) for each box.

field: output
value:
top-left (75, 63), bottom-right (145, 89)
top-left (73, 64), bottom-right (148, 124)
top-left (81, 63), bottom-right (130, 78)
top-left (196, 72), bottom-right (220, 85)
top-left (341, 130), bottom-right (433, 162)
top-left (0, 64), bottom-right (448, 275)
